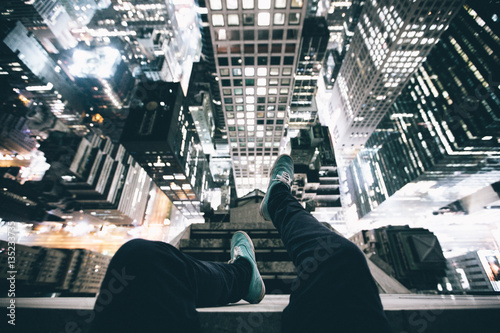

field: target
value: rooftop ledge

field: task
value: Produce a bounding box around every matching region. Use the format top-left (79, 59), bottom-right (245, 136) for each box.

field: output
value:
top-left (3, 295), bottom-right (500, 333)
top-left (2, 294), bottom-right (500, 311)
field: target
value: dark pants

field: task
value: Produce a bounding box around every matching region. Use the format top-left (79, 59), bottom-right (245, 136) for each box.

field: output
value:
top-left (91, 184), bottom-right (392, 333)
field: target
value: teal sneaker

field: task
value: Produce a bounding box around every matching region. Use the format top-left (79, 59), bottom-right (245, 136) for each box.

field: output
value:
top-left (229, 231), bottom-right (265, 304)
top-left (259, 154), bottom-right (294, 221)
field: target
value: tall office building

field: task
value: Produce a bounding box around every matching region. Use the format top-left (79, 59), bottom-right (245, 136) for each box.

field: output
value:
top-left (289, 16), bottom-right (329, 128)
top-left (0, 0), bottom-right (78, 52)
top-left (1, 21), bottom-right (85, 133)
top-left (346, 2), bottom-right (500, 220)
top-left (206, 0), bottom-right (307, 196)
top-left (121, 82), bottom-right (212, 219)
top-left (326, 0), bottom-right (464, 163)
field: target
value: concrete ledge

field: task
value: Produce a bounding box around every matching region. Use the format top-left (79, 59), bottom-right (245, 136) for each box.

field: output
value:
top-left (2, 295), bottom-right (500, 333)
top-left (4, 294), bottom-right (499, 311)
top-left (191, 222), bottom-right (276, 230)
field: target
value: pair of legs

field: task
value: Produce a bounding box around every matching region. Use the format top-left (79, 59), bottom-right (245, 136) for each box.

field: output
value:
top-left (91, 162), bottom-right (391, 332)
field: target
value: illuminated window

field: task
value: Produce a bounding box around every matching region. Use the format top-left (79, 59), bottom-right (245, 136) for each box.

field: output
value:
top-left (227, 0), bottom-right (238, 9)
top-left (233, 68), bottom-right (242, 76)
top-left (212, 14), bottom-right (224, 26)
top-left (228, 14), bottom-right (239, 25)
top-left (257, 78), bottom-right (267, 86)
top-left (217, 29), bottom-right (227, 40)
top-left (245, 67), bottom-right (255, 76)
top-left (257, 87), bottom-right (267, 95)
top-left (258, 0), bottom-right (271, 9)
top-left (217, 45), bottom-right (228, 53)
top-left (220, 68), bottom-right (230, 76)
top-left (258, 13), bottom-right (270, 26)
top-left (210, 0), bottom-right (222, 10)
top-left (242, 0), bottom-right (254, 9)
top-left (275, 0), bottom-right (286, 8)
top-left (257, 67), bottom-right (267, 76)
top-left (274, 13), bottom-right (285, 25)
top-left (290, 0), bottom-right (302, 8)
top-left (231, 45), bottom-right (241, 53)
top-left (270, 68), bottom-right (279, 75)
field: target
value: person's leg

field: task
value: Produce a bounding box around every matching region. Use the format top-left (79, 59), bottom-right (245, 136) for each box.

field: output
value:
top-left (261, 155), bottom-right (392, 332)
top-left (90, 238), bottom-right (252, 333)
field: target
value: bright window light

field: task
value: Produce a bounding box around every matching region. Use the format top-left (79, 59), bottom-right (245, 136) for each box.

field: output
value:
top-left (210, 0), bottom-right (222, 10)
top-left (228, 14), bottom-right (239, 25)
top-left (245, 67), bottom-right (255, 76)
top-left (212, 14), bottom-right (224, 26)
top-left (274, 13), bottom-right (285, 25)
top-left (242, 0), bottom-right (254, 9)
top-left (258, 13), bottom-right (270, 26)
top-left (275, 0), bottom-right (286, 8)
top-left (227, 0), bottom-right (238, 9)
top-left (258, 0), bottom-right (271, 9)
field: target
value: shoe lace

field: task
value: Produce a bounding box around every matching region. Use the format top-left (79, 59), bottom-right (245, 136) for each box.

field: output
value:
top-left (228, 245), bottom-right (243, 264)
top-left (275, 171), bottom-right (292, 187)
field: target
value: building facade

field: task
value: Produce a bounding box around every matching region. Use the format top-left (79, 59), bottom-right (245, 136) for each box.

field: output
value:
top-left (326, 0), bottom-right (464, 163)
top-left (121, 81), bottom-right (212, 219)
top-left (206, 0), bottom-right (307, 196)
top-left (346, 2), bottom-right (500, 219)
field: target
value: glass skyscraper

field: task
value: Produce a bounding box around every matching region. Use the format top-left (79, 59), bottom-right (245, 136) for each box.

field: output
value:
top-left (346, 2), bottom-right (500, 219)
top-left (325, 0), bottom-right (464, 164)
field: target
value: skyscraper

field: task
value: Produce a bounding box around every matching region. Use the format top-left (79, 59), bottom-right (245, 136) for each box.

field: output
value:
top-left (289, 16), bottom-right (329, 127)
top-left (326, 0), bottom-right (464, 163)
top-left (346, 1), bottom-right (500, 220)
top-left (121, 82), bottom-right (213, 219)
top-left (206, 0), bottom-right (307, 196)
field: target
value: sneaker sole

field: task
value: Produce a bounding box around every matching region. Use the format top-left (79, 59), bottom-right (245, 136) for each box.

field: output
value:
top-left (237, 231), bottom-right (266, 304)
top-left (259, 154), bottom-right (292, 220)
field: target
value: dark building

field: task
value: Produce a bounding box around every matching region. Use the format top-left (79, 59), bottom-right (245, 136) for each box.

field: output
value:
top-left (350, 225), bottom-right (447, 291)
top-left (448, 250), bottom-right (500, 293)
top-left (290, 126), bottom-right (342, 221)
top-left (291, 16), bottom-right (329, 107)
top-left (346, 1), bottom-right (500, 219)
top-left (0, 171), bottom-right (58, 222)
top-left (121, 81), bottom-right (213, 218)
top-left (0, 240), bottom-right (110, 296)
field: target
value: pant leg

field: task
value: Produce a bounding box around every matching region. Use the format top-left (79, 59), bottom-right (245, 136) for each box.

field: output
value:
top-left (268, 184), bottom-right (392, 333)
top-left (90, 238), bottom-right (251, 333)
